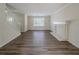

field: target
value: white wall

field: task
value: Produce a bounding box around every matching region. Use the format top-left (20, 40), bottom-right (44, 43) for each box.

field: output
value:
top-left (50, 21), bottom-right (67, 41)
top-left (28, 16), bottom-right (50, 30)
top-left (16, 13), bottom-right (25, 32)
top-left (50, 13), bottom-right (67, 41)
top-left (54, 4), bottom-right (79, 21)
top-left (50, 3), bottom-right (79, 48)
top-left (6, 4), bottom-right (25, 32)
top-left (56, 24), bottom-right (67, 41)
top-left (0, 3), bottom-right (25, 47)
top-left (68, 20), bottom-right (79, 48)
top-left (24, 14), bottom-right (28, 32)
top-left (0, 4), bottom-right (5, 46)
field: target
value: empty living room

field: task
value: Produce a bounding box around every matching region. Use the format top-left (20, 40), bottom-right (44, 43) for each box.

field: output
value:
top-left (0, 2), bottom-right (79, 56)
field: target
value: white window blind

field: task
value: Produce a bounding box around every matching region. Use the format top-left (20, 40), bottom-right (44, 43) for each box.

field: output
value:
top-left (33, 17), bottom-right (45, 26)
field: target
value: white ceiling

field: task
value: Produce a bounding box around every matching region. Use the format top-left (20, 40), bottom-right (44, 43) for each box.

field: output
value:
top-left (8, 3), bottom-right (68, 16)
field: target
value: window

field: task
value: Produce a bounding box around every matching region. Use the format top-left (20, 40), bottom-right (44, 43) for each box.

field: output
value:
top-left (33, 17), bottom-right (45, 26)
top-left (8, 17), bottom-right (13, 22)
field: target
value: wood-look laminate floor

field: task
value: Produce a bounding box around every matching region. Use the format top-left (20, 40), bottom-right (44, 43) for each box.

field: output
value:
top-left (0, 30), bottom-right (79, 55)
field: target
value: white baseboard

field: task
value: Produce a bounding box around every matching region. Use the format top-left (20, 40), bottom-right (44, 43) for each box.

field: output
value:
top-left (68, 40), bottom-right (79, 48)
top-left (50, 32), bottom-right (66, 41)
top-left (50, 32), bottom-right (79, 48)
top-left (0, 33), bottom-right (21, 47)
top-left (21, 29), bottom-right (28, 32)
